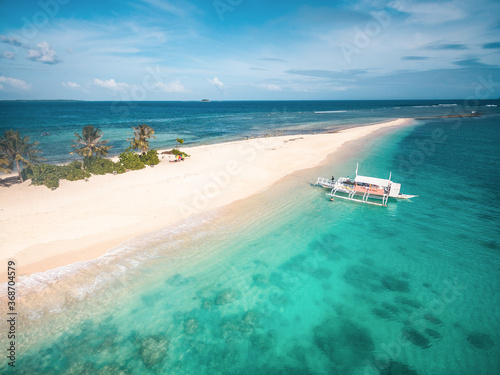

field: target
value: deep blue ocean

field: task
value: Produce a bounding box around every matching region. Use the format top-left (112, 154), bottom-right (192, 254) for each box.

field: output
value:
top-left (1, 100), bottom-right (500, 374)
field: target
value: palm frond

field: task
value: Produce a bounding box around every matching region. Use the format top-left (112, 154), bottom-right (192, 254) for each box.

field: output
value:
top-left (0, 129), bottom-right (45, 181)
top-left (71, 125), bottom-right (112, 158)
top-left (129, 124), bottom-right (155, 153)
top-left (0, 154), bottom-right (12, 173)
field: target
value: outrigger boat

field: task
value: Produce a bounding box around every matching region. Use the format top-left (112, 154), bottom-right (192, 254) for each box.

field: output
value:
top-left (316, 163), bottom-right (417, 207)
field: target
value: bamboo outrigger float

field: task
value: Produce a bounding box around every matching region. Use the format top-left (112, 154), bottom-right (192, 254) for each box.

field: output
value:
top-left (316, 163), bottom-right (417, 207)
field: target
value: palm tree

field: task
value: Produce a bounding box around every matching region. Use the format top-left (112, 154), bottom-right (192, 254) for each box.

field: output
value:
top-left (128, 124), bottom-right (156, 154)
top-left (0, 155), bottom-right (12, 174)
top-left (72, 125), bottom-right (112, 159)
top-left (0, 129), bottom-right (44, 182)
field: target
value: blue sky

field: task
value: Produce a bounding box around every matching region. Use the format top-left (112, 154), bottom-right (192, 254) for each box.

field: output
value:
top-left (0, 0), bottom-right (499, 100)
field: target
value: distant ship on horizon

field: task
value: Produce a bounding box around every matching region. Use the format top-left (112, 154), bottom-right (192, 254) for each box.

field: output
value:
top-left (201, 99), bottom-right (210, 102)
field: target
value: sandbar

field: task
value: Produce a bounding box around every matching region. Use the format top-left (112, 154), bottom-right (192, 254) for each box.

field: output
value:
top-left (0, 118), bottom-right (413, 280)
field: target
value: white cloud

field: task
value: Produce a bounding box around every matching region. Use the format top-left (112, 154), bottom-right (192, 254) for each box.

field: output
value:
top-left (140, 0), bottom-right (198, 18)
top-left (207, 77), bottom-right (225, 89)
top-left (93, 78), bottom-right (188, 97)
top-left (389, 0), bottom-right (467, 24)
top-left (62, 81), bottom-right (80, 88)
top-left (26, 41), bottom-right (60, 64)
top-left (93, 78), bottom-right (129, 92)
top-left (258, 83), bottom-right (282, 91)
top-left (0, 35), bottom-right (24, 47)
top-left (327, 85), bottom-right (350, 91)
top-left (0, 50), bottom-right (15, 59)
top-left (153, 80), bottom-right (188, 93)
top-left (0, 76), bottom-right (30, 90)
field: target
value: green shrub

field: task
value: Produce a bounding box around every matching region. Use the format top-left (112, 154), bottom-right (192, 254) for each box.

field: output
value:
top-left (65, 168), bottom-right (90, 181)
top-left (68, 160), bottom-right (84, 169)
top-left (22, 151), bottom-right (152, 189)
top-left (22, 157), bottom-right (129, 189)
top-left (84, 157), bottom-right (111, 175)
top-left (21, 166), bottom-right (34, 181)
top-left (139, 149), bottom-right (160, 165)
top-left (119, 150), bottom-right (145, 170)
top-left (83, 157), bottom-right (126, 175)
top-left (64, 167), bottom-right (91, 181)
top-left (59, 161), bottom-right (90, 181)
top-left (30, 164), bottom-right (61, 189)
top-left (171, 149), bottom-right (190, 157)
top-left (114, 162), bottom-right (126, 174)
top-left (25, 160), bottom-right (89, 188)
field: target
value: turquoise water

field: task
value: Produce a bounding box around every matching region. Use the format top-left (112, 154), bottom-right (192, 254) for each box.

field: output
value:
top-left (1, 106), bottom-right (500, 374)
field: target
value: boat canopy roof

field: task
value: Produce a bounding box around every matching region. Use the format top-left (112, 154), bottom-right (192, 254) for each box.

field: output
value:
top-left (354, 175), bottom-right (391, 187)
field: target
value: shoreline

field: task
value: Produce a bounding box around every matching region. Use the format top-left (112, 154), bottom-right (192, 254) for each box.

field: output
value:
top-left (0, 118), bottom-right (413, 280)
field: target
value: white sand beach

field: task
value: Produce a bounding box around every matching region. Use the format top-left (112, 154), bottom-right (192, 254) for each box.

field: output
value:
top-left (0, 118), bottom-right (412, 279)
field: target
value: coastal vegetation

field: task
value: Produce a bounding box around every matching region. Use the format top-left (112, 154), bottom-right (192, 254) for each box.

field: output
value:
top-left (118, 148), bottom-right (160, 170)
top-left (23, 162), bottom-right (91, 189)
top-left (173, 138), bottom-right (190, 158)
top-left (0, 124), bottom-right (174, 189)
top-left (138, 149), bottom-right (160, 165)
top-left (129, 124), bottom-right (156, 154)
top-left (0, 155), bottom-right (11, 173)
top-left (71, 125), bottom-right (112, 158)
top-left (84, 156), bottom-right (126, 175)
top-left (119, 149), bottom-right (146, 170)
top-left (0, 129), bottom-right (45, 182)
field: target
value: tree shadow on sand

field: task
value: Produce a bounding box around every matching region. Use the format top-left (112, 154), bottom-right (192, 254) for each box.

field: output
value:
top-left (0, 176), bottom-right (21, 187)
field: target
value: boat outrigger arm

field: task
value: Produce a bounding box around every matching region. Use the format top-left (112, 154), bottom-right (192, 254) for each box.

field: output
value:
top-left (315, 163), bottom-right (417, 207)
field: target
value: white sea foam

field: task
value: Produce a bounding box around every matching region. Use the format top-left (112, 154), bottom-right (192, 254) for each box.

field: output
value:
top-left (314, 110), bottom-right (349, 113)
top-left (412, 104), bottom-right (459, 108)
top-left (1, 210), bottom-right (221, 314)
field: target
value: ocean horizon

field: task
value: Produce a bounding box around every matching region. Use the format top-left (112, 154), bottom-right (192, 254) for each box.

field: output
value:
top-left (1, 99), bottom-right (499, 165)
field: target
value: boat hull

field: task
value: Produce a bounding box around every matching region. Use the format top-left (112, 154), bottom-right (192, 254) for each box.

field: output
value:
top-left (316, 175), bottom-right (417, 207)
